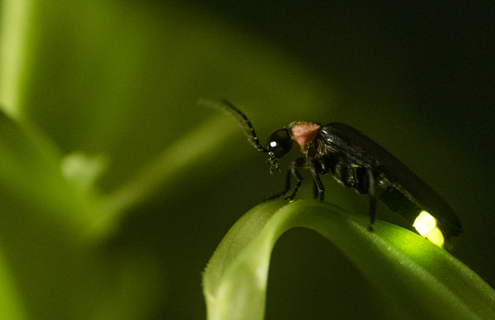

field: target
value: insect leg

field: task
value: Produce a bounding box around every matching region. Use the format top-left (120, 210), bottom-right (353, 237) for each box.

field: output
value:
top-left (367, 169), bottom-right (377, 231)
top-left (265, 169), bottom-right (291, 201)
top-left (285, 167), bottom-right (303, 202)
top-left (284, 158), bottom-right (308, 202)
top-left (310, 161), bottom-right (325, 201)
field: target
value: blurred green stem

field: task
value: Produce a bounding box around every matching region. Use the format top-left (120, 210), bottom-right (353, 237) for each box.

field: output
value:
top-left (89, 115), bottom-right (235, 238)
top-left (0, 0), bottom-right (32, 117)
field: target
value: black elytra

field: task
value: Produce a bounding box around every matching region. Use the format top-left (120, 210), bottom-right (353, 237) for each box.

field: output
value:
top-left (202, 99), bottom-right (462, 249)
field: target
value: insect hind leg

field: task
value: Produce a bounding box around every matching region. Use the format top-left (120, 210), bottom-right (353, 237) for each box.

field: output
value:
top-left (367, 169), bottom-right (377, 231)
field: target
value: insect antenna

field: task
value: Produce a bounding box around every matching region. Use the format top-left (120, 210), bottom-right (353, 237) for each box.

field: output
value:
top-left (199, 98), bottom-right (268, 152)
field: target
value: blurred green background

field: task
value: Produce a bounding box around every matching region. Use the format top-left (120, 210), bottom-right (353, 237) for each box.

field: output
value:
top-left (0, 0), bottom-right (494, 319)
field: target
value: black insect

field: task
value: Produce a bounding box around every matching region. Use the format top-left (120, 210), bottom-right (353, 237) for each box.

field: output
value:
top-left (202, 99), bottom-right (462, 250)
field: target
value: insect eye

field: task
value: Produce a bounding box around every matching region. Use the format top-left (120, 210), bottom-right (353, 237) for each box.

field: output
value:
top-left (267, 129), bottom-right (293, 158)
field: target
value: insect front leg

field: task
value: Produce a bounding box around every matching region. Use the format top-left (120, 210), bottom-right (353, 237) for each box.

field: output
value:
top-left (265, 169), bottom-right (292, 201)
top-left (284, 158), bottom-right (307, 202)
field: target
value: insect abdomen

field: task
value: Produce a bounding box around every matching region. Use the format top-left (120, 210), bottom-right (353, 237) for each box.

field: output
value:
top-left (377, 186), bottom-right (422, 223)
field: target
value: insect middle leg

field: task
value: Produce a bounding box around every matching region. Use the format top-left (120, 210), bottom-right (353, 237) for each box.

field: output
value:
top-left (310, 160), bottom-right (325, 201)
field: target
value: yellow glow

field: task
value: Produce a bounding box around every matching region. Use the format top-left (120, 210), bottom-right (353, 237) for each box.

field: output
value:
top-left (413, 211), bottom-right (436, 236)
top-left (413, 211), bottom-right (445, 248)
top-left (425, 228), bottom-right (445, 248)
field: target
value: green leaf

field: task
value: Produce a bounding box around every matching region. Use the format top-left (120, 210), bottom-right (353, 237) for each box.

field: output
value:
top-left (203, 200), bottom-right (495, 320)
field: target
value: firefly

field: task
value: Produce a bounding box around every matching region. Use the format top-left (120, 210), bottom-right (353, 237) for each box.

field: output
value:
top-left (203, 99), bottom-right (462, 250)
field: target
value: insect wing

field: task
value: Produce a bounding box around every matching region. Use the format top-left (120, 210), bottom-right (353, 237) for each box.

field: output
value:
top-left (319, 123), bottom-right (462, 241)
